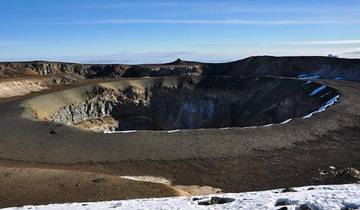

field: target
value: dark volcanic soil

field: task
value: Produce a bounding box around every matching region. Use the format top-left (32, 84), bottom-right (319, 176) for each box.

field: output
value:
top-left (1, 124), bottom-right (359, 208)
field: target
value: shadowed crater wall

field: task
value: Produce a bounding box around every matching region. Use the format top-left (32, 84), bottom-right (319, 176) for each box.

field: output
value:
top-left (23, 76), bottom-right (339, 132)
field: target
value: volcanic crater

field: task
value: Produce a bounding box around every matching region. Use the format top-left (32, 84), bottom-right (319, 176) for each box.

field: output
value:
top-left (24, 75), bottom-right (339, 132)
top-left (2, 57), bottom-right (360, 208)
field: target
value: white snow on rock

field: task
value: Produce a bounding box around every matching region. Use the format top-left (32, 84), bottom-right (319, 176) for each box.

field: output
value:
top-left (303, 95), bottom-right (340, 119)
top-left (309, 85), bottom-right (327, 96)
top-left (104, 130), bottom-right (137, 134)
top-left (280, 119), bottom-right (292, 124)
top-left (3, 184), bottom-right (360, 210)
top-left (167, 129), bottom-right (181, 133)
top-left (303, 80), bottom-right (312, 85)
top-left (298, 74), bottom-right (321, 80)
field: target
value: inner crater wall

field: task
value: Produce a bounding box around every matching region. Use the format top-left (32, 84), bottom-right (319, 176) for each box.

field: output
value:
top-left (22, 76), bottom-right (339, 132)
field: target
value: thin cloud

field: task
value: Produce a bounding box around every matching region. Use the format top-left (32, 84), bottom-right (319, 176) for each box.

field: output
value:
top-left (44, 19), bottom-right (360, 25)
top-left (76, 2), bottom-right (360, 14)
top-left (195, 40), bottom-right (360, 48)
top-left (82, 2), bottom-right (201, 9)
top-left (344, 51), bottom-right (360, 55)
top-left (285, 40), bottom-right (360, 45)
top-left (342, 48), bottom-right (360, 55)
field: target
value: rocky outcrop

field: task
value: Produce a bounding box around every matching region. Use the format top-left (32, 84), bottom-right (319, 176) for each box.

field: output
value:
top-left (0, 61), bottom-right (202, 84)
top-left (2, 56), bottom-right (360, 84)
top-left (314, 167), bottom-right (360, 184)
top-left (74, 117), bottom-right (119, 133)
top-left (197, 197), bottom-right (235, 205)
top-left (202, 56), bottom-right (360, 81)
top-left (50, 86), bottom-right (137, 125)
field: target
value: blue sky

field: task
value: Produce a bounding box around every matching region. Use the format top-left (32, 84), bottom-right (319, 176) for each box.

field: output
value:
top-left (0, 0), bottom-right (360, 63)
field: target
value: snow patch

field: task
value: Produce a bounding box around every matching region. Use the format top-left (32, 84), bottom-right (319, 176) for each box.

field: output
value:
top-left (105, 130), bottom-right (137, 134)
top-left (167, 129), bottom-right (181, 133)
top-left (303, 95), bottom-right (340, 119)
top-left (335, 77), bottom-right (343, 81)
top-left (280, 119), bottom-right (292, 124)
top-left (120, 176), bottom-right (171, 185)
top-left (309, 85), bottom-right (327, 96)
top-left (303, 81), bottom-right (312, 86)
top-left (298, 74), bottom-right (321, 80)
top-left (4, 184), bottom-right (360, 210)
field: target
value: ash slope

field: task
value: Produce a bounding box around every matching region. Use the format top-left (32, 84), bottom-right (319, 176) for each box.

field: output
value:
top-left (0, 166), bottom-right (182, 208)
top-left (1, 56), bottom-right (360, 83)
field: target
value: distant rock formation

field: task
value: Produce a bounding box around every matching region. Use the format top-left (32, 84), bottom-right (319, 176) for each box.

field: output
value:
top-left (1, 56), bottom-right (360, 84)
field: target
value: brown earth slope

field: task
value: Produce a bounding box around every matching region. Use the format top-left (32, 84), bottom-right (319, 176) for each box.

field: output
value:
top-left (0, 165), bottom-right (182, 208)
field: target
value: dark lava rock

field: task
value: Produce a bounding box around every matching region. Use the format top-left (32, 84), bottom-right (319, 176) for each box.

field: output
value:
top-left (281, 187), bottom-right (297, 193)
top-left (198, 197), bottom-right (235, 205)
top-left (336, 168), bottom-right (360, 182)
top-left (91, 178), bottom-right (106, 183)
top-left (275, 200), bottom-right (291, 206)
top-left (341, 203), bottom-right (360, 210)
top-left (49, 130), bottom-right (56, 135)
top-left (341, 208), bottom-right (358, 210)
top-left (197, 200), bottom-right (211, 206)
top-left (211, 197), bottom-right (235, 204)
top-left (314, 167), bottom-right (360, 184)
top-left (299, 204), bottom-right (314, 210)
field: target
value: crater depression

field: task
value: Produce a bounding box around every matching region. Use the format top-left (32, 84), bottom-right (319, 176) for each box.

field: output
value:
top-left (22, 76), bottom-right (339, 132)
